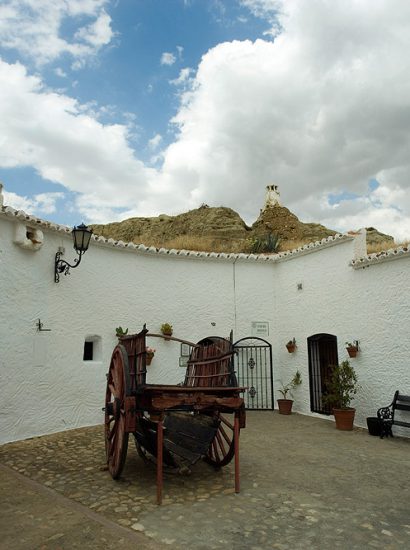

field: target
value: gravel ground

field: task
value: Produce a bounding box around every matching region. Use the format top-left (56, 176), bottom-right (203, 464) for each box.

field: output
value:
top-left (1, 411), bottom-right (409, 549)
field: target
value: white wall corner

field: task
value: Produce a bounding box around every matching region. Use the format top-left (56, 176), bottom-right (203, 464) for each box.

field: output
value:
top-left (13, 222), bottom-right (44, 251)
top-left (350, 228), bottom-right (367, 260)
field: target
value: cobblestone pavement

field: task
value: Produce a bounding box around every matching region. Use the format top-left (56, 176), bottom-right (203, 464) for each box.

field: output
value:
top-left (1, 411), bottom-right (410, 549)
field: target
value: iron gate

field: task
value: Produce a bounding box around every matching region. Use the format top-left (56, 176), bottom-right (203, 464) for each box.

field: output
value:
top-left (233, 337), bottom-right (274, 410)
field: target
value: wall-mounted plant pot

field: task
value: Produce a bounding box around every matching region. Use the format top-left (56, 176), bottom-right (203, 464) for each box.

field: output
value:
top-left (162, 332), bottom-right (172, 341)
top-left (286, 344), bottom-right (296, 353)
top-left (146, 356), bottom-right (153, 366)
top-left (346, 347), bottom-right (358, 358)
top-left (277, 399), bottom-right (294, 415)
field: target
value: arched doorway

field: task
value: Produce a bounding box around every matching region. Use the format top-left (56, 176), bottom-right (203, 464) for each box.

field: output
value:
top-left (307, 333), bottom-right (338, 414)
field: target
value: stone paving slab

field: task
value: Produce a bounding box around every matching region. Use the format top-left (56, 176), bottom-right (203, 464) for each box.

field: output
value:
top-left (0, 465), bottom-right (164, 550)
top-left (1, 411), bottom-right (410, 549)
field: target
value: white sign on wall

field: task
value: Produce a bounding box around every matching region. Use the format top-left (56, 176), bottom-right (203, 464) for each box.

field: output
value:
top-left (251, 321), bottom-right (269, 337)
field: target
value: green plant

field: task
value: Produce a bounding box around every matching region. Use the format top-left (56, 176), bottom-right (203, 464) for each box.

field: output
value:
top-left (251, 233), bottom-right (281, 254)
top-left (345, 341), bottom-right (358, 348)
top-left (160, 323), bottom-right (173, 335)
top-left (278, 370), bottom-right (302, 399)
top-left (323, 360), bottom-right (359, 409)
top-left (115, 326), bottom-right (128, 337)
top-left (287, 338), bottom-right (296, 347)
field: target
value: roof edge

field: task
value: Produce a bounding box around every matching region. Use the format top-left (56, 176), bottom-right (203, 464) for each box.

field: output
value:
top-left (0, 204), bottom-right (353, 263)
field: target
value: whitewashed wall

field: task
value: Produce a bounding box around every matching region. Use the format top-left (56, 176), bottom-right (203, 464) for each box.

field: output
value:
top-left (274, 239), bottom-right (410, 434)
top-left (0, 215), bottom-right (275, 443)
top-left (1, 211), bottom-right (409, 444)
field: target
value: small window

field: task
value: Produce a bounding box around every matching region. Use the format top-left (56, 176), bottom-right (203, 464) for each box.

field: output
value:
top-left (83, 335), bottom-right (102, 362)
top-left (83, 341), bottom-right (94, 361)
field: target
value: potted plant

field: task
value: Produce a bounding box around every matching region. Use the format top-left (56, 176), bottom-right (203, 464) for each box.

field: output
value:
top-left (277, 370), bottom-right (302, 414)
top-left (345, 341), bottom-right (359, 358)
top-left (160, 323), bottom-right (173, 340)
top-left (115, 326), bottom-right (128, 338)
top-left (323, 360), bottom-right (359, 430)
top-left (286, 338), bottom-right (297, 353)
top-left (146, 346), bottom-right (156, 366)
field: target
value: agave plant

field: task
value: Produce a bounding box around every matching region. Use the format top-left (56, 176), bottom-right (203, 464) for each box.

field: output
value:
top-left (251, 232), bottom-right (281, 254)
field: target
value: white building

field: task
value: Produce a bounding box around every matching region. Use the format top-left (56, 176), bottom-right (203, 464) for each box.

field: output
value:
top-left (1, 192), bottom-right (409, 443)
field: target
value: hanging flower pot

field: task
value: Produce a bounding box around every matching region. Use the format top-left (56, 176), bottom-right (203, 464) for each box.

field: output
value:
top-left (146, 347), bottom-right (155, 365)
top-left (160, 323), bottom-right (173, 340)
top-left (286, 338), bottom-right (296, 353)
top-left (345, 342), bottom-right (359, 358)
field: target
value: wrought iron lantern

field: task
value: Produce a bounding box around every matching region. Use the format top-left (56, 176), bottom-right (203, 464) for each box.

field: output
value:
top-left (54, 223), bottom-right (93, 283)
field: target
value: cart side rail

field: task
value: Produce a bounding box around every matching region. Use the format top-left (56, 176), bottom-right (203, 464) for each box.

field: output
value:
top-left (119, 326), bottom-right (148, 390)
top-left (184, 336), bottom-right (237, 388)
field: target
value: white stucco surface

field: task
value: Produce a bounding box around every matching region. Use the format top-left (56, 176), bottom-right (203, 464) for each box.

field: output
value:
top-left (1, 208), bottom-right (409, 443)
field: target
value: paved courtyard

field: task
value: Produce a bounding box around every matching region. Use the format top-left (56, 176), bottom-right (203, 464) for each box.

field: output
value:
top-left (1, 411), bottom-right (409, 549)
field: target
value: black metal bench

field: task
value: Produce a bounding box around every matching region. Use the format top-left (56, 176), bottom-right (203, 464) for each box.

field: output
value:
top-left (377, 391), bottom-right (410, 438)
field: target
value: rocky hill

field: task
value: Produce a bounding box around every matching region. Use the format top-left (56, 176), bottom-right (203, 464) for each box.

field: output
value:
top-left (91, 204), bottom-right (393, 253)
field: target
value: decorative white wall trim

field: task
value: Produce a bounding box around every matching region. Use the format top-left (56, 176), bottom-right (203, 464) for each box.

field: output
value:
top-left (350, 245), bottom-right (410, 269)
top-left (13, 222), bottom-right (44, 251)
top-left (0, 204), bottom-right (359, 264)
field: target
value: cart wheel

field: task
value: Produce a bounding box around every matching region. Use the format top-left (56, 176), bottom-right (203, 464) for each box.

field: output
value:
top-left (105, 345), bottom-right (130, 479)
top-left (205, 412), bottom-right (236, 468)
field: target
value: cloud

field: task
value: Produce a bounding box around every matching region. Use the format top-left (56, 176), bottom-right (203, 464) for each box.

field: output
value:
top-left (148, 134), bottom-right (162, 150)
top-left (54, 67), bottom-right (67, 78)
top-left (2, 0), bottom-right (410, 241)
top-left (0, 0), bottom-right (114, 66)
top-left (74, 9), bottom-right (113, 47)
top-left (160, 52), bottom-right (176, 66)
top-left (3, 190), bottom-right (64, 215)
top-left (0, 59), bottom-right (155, 217)
top-left (170, 67), bottom-right (193, 86)
top-left (156, 0), bottom-right (410, 239)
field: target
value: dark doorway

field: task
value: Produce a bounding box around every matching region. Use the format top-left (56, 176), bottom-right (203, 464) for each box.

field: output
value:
top-left (233, 337), bottom-right (274, 410)
top-left (307, 334), bottom-right (338, 414)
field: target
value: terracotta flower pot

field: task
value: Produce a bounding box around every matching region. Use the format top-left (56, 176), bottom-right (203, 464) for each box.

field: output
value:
top-left (333, 408), bottom-right (356, 430)
top-left (286, 343), bottom-right (296, 353)
top-left (346, 346), bottom-right (358, 358)
top-left (277, 399), bottom-right (294, 415)
top-left (146, 355), bottom-right (153, 366)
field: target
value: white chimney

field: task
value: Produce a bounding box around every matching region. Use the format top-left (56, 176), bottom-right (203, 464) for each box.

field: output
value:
top-left (264, 184), bottom-right (281, 209)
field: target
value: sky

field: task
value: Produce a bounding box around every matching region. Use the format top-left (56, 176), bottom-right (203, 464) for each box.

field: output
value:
top-left (1, 0), bottom-right (410, 241)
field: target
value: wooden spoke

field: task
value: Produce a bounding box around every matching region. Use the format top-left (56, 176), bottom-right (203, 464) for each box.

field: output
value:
top-left (216, 430), bottom-right (227, 456)
top-left (104, 345), bottom-right (130, 479)
top-left (220, 415), bottom-right (234, 430)
top-left (219, 424), bottom-right (232, 446)
top-left (204, 412), bottom-right (237, 468)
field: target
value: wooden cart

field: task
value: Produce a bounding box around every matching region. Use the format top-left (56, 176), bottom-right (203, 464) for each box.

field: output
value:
top-left (104, 325), bottom-right (246, 504)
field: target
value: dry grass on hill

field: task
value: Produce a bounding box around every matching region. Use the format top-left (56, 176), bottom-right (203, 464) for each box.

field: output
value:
top-left (141, 235), bottom-right (405, 256)
top-left (140, 235), bottom-right (249, 253)
top-left (141, 235), bottom-right (314, 254)
top-left (367, 240), bottom-right (407, 254)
